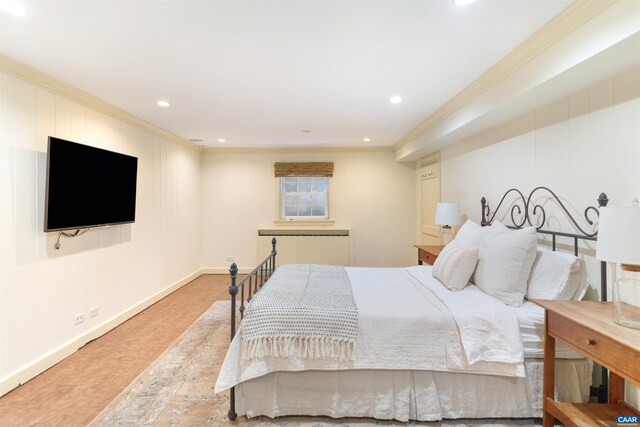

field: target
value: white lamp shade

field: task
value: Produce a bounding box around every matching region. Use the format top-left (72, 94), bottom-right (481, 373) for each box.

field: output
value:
top-left (596, 205), bottom-right (640, 265)
top-left (435, 203), bottom-right (460, 226)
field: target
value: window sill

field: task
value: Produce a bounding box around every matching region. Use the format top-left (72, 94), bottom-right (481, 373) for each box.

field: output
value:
top-left (272, 219), bottom-right (335, 227)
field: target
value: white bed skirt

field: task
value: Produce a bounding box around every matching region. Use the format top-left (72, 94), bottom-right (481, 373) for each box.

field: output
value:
top-left (235, 358), bottom-right (592, 422)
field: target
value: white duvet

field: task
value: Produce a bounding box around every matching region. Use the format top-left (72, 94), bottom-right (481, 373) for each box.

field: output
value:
top-left (215, 265), bottom-right (524, 393)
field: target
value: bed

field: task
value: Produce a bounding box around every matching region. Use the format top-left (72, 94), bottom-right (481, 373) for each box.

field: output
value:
top-left (214, 187), bottom-right (610, 422)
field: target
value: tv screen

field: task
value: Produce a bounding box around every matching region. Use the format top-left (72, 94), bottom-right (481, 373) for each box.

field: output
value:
top-left (44, 137), bottom-right (138, 232)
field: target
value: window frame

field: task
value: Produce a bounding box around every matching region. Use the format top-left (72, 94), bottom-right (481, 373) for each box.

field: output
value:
top-left (278, 176), bottom-right (330, 221)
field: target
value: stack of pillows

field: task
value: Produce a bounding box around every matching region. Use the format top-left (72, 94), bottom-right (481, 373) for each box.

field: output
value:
top-left (432, 219), bottom-right (588, 306)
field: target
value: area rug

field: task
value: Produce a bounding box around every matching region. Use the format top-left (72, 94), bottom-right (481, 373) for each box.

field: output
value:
top-left (89, 301), bottom-right (541, 427)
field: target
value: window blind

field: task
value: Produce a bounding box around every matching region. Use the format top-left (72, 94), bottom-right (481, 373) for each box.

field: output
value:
top-left (274, 162), bottom-right (334, 177)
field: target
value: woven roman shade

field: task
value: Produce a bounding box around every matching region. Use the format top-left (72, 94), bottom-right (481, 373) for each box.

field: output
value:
top-left (274, 162), bottom-right (334, 177)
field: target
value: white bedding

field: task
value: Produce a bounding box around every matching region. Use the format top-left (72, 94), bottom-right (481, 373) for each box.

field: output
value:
top-left (215, 265), bottom-right (525, 393)
top-left (405, 266), bottom-right (524, 367)
top-left (512, 301), bottom-right (584, 359)
top-left (407, 266), bottom-right (584, 359)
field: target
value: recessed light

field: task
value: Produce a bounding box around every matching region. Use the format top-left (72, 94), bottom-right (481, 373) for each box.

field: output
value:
top-left (302, 129), bottom-right (311, 133)
top-left (390, 96), bottom-right (402, 104)
top-left (0, 1), bottom-right (27, 17)
top-left (218, 138), bottom-right (226, 143)
top-left (157, 100), bottom-right (170, 107)
top-left (363, 138), bottom-right (371, 142)
top-left (454, 0), bottom-right (477, 5)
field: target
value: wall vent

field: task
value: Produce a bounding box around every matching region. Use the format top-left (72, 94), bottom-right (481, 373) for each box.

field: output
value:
top-left (257, 228), bottom-right (349, 237)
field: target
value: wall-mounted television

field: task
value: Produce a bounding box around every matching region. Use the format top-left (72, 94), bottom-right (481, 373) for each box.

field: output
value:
top-left (44, 136), bottom-right (138, 232)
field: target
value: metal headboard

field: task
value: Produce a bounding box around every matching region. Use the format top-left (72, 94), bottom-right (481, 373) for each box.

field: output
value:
top-left (480, 186), bottom-right (610, 402)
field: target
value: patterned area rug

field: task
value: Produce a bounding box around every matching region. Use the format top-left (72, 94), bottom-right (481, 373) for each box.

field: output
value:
top-left (89, 301), bottom-right (541, 427)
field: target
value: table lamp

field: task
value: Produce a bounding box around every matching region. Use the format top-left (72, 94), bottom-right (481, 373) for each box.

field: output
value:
top-left (435, 202), bottom-right (460, 245)
top-left (596, 199), bottom-right (640, 329)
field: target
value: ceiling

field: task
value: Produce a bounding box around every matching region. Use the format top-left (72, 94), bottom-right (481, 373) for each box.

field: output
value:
top-left (0, 0), bottom-right (572, 148)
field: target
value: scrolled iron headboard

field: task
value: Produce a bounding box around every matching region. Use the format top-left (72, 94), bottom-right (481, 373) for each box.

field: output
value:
top-left (481, 186), bottom-right (608, 237)
top-left (480, 186), bottom-right (608, 293)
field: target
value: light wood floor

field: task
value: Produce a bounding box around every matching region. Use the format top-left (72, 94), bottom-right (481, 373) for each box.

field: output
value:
top-left (0, 274), bottom-right (233, 427)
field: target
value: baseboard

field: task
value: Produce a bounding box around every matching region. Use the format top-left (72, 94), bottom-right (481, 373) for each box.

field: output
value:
top-left (0, 269), bottom-right (203, 397)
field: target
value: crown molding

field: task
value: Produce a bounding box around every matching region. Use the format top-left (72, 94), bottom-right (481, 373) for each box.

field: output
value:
top-left (393, 0), bottom-right (617, 151)
top-left (203, 146), bottom-right (394, 154)
top-left (0, 54), bottom-right (202, 153)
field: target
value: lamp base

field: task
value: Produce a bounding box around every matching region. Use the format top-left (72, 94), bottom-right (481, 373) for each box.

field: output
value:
top-left (614, 317), bottom-right (640, 329)
top-left (440, 226), bottom-right (454, 246)
top-left (613, 277), bottom-right (640, 330)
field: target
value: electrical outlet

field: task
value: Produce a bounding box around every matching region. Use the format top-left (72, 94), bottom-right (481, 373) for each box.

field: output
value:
top-left (227, 256), bottom-right (235, 263)
top-left (90, 306), bottom-right (99, 318)
top-left (74, 312), bottom-right (85, 325)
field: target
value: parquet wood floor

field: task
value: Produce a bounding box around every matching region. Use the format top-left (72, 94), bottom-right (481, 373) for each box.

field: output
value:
top-left (0, 274), bottom-right (233, 427)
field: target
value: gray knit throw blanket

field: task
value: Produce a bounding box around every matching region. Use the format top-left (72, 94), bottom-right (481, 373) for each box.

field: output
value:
top-left (241, 264), bottom-right (358, 361)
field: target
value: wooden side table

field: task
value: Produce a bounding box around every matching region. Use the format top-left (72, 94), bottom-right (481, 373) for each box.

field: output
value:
top-left (413, 245), bottom-right (444, 266)
top-left (533, 299), bottom-right (640, 427)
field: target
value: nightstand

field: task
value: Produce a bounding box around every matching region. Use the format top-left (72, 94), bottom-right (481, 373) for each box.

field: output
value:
top-left (413, 245), bottom-right (444, 266)
top-left (533, 300), bottom-right (640, 427)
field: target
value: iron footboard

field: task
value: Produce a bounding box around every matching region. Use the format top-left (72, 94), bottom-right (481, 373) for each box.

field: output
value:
top-left (227, 237), bottom-right (277, 421)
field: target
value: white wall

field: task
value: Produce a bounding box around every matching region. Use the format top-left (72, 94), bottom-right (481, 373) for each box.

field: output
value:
top-left (440, 65), bottom-right (640, 300)
top-left (201, 150), bottom-right (416, 270)
top-left (0, 71), bottom-right (202, 393)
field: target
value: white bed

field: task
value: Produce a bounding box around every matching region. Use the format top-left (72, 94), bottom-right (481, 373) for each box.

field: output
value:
top-left (216, 188), bottom-right (609, 422)
top-left (215, 265), bottom-right (592, 421)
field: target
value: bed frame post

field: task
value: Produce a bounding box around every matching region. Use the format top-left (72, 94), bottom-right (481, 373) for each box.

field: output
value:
top-left (596, 192), bottom-right (609, 403)
top-left (228, 263), bottom-right (238, 421)
top-left (597, 192), bottom-right (609, 302)
top-left (480, 197), bottom-right (489, 226)
top-left (272, 237), bottom-right (277, 272)
top-left (229, 263), bottom-right (238, 340)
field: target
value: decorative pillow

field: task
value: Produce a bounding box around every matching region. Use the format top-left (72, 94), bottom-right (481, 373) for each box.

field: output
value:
top-left (473, 221), bottom-right (538, 306)
top-left (451, 219), bottom-right (487, 248)
top-left (526, 248), bottom-right (589, 301)
top-left (433, 243), bottom-right (479, 291)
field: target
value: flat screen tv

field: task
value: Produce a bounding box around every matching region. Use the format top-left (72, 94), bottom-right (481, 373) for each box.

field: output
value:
top-left (44, 136), bottom-right (138, 232)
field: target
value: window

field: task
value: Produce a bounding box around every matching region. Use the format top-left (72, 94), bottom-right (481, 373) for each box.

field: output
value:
top-left (279, 176), bottom-right (329, 220)
top-left (274, 162), bottom-right (333, 221)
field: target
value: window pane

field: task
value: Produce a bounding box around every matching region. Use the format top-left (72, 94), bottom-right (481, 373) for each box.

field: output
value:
top-left (285, 194), bottom-right (298, 205)
top-left (299, 206), bottom-right (312, 216)
top-left (298, 196), bottom-right (310, 210)
top-left (298, 181), bottom-right (312, 192)
top-left (313, 182), bottom-right (326, 192)
top-left (285, 182), bottom-right (298, 192)
top-left (284, 205), bottom-right (298, 216)
top-left (312, 206), bottom-right (325, 216)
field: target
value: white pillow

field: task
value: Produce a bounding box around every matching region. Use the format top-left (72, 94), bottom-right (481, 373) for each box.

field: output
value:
top-left (473, 221), bottom-right (538, 306)
top-left (451, 220), bottom-right (487, 248)
top-left (433, 243), bottom-right (479, 291)
top-left (526, 248), bottom-right (589, 301)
